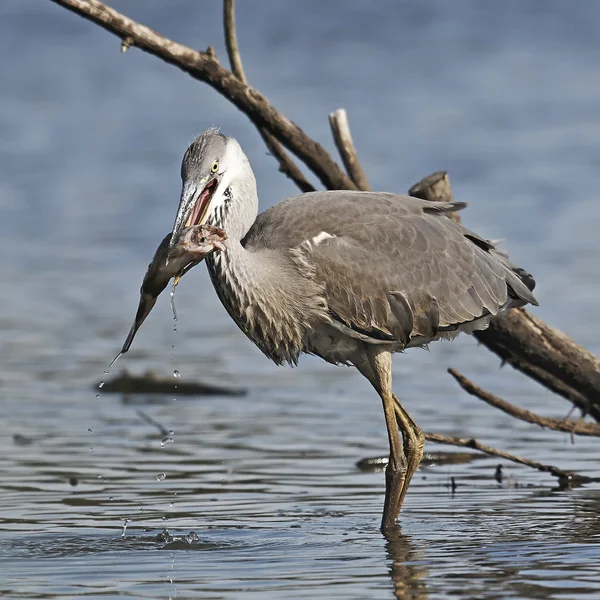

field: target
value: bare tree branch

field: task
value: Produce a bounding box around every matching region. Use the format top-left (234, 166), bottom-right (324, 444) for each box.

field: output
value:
top-left (424, 431), bottom-right (585, 484)
top-left (448, 368), bottom-right (600, 436)
top-left (222, 0), bottom-right (246, 83)
top-left (328, 108), bottom-right (370, 190)
top-left (222, 0), bottom-right (315, 192)
top-left (50, 0), bottom-right (354, 191)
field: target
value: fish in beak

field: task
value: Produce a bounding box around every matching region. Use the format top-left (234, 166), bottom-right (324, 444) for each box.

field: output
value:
top-left (121, 224), bottom-right (227, 354)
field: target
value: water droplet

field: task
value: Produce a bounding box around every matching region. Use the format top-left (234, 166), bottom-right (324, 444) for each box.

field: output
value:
top-left (98, 381), bottom-right (105, 389)
top-left (169, 502), bottom-right (174, 507)
top-left (162, 515), bottom-right (168, 521)
top-left (171, 345), bottom-right (175, 350)
top-left (173, 370), bottom-right (180, 379)
top-left (121, 517), bottom-right (131, 538)
top-left (170, 283), bottom-right (178, 321)
top-left (169, 430), bottom-right (174, 436)
top-left (89, 446), bottom-right (94, 452)
top-left (95, 394), bottom-right (100, 399)
top-left (88, 428), bottom-right (93, 433)
top-left (156, 473), bottom-right (167, 481)
top-left (140, 507), bottom-right (144, 512)
top-left (97, 474), bottom-right (103, 480)
top-left (173, 492), bottom-right (178, 496)
top-left (109, 496), bottom-right (114, 501)
top-left (161, 437), bottom-right (174, 448)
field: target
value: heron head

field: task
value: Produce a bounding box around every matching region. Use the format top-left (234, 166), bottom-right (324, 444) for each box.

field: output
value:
top-left (171, 128), bottom-right (254, 247)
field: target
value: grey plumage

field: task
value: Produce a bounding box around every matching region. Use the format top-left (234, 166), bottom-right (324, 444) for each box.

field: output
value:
top-left (169, 128), bottom-right (538, 531)
top-left (238, 191), bottom-right (536, 364)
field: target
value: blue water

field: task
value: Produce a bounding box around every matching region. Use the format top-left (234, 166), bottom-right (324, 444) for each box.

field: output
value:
top-left (0, 1), bottom-right (599, 598)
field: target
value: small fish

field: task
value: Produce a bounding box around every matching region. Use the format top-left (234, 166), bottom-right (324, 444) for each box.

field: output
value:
top-left (121, 224), bottom-right (227, 353)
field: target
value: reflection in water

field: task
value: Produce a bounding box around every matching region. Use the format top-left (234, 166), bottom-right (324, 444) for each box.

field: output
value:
top-left (385, 528), bottom-right (429, 599)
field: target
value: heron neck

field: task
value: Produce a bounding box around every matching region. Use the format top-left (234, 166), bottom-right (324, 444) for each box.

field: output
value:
top-left (217, 169), bottom-right (258, 241)
top-left (206, 239), bottom-right (323, 365)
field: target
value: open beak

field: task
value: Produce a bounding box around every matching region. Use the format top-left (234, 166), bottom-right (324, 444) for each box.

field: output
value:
top-left (170, 175), bottom-right (219, 250)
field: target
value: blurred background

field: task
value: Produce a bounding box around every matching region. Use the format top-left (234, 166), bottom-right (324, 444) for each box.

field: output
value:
top-left (1, 1), bottom-right (599, 599)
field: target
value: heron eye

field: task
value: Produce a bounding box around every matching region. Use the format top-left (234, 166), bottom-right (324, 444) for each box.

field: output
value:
top-left (199, 236), bottom-right (206, 243)
top-left (211, 160), bottom-right (219, 173)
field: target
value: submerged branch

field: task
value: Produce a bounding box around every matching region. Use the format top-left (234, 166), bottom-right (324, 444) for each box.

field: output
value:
top-left (424, 431), bottom-right (585, 485)
top-left (448, 368), bottom-right (600, 436)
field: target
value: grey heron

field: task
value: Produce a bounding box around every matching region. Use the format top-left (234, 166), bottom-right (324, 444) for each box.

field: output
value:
top-left (169, 128), bottom-right (538, 532)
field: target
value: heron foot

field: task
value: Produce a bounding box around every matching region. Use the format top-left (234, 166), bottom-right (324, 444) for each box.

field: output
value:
top-left (393, 393), bottom-right (425, 509)
top-left (381, 450), bottom-right (408, 533)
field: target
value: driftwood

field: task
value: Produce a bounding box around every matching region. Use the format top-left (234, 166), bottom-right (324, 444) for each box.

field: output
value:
top-left (50, 0), bottom-right (599, 476)
top-left (97, 370), bottom-right (245, 397)
top-left (448, 368), bottom-right (600, 437)
top-left (423, 432), bottom-right (589, 488)
top-left (357, 433), bottom-right (586, 487)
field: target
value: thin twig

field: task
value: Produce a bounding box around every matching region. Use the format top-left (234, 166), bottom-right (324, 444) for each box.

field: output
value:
top-left (448, 368), bottom-right (600, 436)
top-left (222, 0), bottom-right (315, 192)
top-left (222, 0), bottom-right (246, 83)
top-left (424, 431), bottom-right (585, 483)
top-left (328, 109), bottom-right (370, 190)
top-left (258, 133), bottom-right (315, 192)
top-left (50, 0), bottom-right (354, 191)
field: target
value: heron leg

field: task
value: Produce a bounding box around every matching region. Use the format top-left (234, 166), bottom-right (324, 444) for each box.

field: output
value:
top-left (355, 348), bottom-right (407, 532)
top-left (392, 393), bottom-right (424, 509)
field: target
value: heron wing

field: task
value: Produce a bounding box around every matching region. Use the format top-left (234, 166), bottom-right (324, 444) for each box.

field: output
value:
top-left (244, 191), bottom-right (536, 343)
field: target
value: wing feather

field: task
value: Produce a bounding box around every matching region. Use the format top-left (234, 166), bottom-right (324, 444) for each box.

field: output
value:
top-left (243, 190), bottom-right (537, 345)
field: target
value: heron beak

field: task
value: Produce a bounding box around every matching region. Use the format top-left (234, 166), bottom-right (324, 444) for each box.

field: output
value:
top-left (170, 175), bottom-right (219, 249)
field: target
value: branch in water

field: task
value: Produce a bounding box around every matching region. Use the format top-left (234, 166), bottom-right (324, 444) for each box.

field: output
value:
top-left (424, 431), bottom-right (587, 486)
top-left (448, 368), bottom-right (600, 437)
